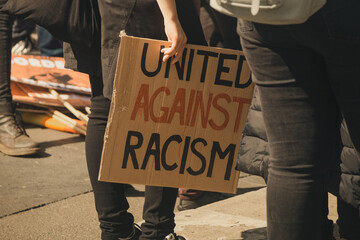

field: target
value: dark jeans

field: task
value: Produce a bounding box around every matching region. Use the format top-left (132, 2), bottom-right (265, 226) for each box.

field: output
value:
top-left (237, 0), bottom-right (360, 239)
top-left (0, 10), bottom-right (12, 103)
top-left (202, 1), bottom-right (241, 50)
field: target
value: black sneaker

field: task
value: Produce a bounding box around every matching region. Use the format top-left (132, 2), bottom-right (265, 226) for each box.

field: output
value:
top-left (118, 223), bottom-right (142, 240)
top-left (163, 233), bottom-right (186, 240)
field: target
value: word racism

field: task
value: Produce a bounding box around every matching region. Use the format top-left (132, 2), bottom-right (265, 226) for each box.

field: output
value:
top-left (122, 131), bottom-right (236, 181)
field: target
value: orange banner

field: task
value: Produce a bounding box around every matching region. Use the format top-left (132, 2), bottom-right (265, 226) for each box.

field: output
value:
top-left (11, 55), bottom-right (91, 95)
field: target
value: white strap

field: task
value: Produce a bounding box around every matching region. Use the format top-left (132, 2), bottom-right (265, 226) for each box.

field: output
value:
top-left (251, 0), bottom-right (260, 15)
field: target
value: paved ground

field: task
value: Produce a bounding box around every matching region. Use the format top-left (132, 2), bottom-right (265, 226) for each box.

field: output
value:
top-left (0, 125), bottom-right (338, 240)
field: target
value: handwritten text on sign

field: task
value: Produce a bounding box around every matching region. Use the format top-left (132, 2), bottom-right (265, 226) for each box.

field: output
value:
top-left (99, 36), bottom-right (254, 193)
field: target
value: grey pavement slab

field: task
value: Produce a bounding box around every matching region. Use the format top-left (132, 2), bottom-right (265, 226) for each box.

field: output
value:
top-left (0, 191), bottom-right (146, 240)
top-left (0, 126), bottom-right (91, 217)
top-left (0, 185), bottom-right (339, 240)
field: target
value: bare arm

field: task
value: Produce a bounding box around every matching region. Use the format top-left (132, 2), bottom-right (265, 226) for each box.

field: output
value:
top-left (156, 0), bottom-right (187, 64)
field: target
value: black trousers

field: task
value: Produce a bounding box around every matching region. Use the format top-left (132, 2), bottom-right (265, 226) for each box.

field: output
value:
top-left (0, 10), bottom-right (12, 103)
top-left (238, 0), bottom-right (360, 239)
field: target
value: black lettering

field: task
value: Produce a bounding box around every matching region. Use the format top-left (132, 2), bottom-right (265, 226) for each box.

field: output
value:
top-left (174, 48), bottom-right (187, 80)
top-left (122, 131), bottom-right (143, 169)
top-left (186, 49), bottom-right (195, 81)
top-left (208, 142), bottom-right (236, 180)
top-left (197, 50), bottom-right (218, 83)
top-left (161, 135), bottom-right (182, 171)
top-left (235, 55), bottom-right (252, 88)
top-left (141, 133), bottom-right (161, 170)
top-left (164, 56), bottom-right (171, 78)
top-left (215, 53), bottom-right (237, 87)
top-left (187, 138), bottom-right (207, 176)
top-left (141, 43), bottom-right (164, 77)
top-left (179, 136), bottom-right (191, 174)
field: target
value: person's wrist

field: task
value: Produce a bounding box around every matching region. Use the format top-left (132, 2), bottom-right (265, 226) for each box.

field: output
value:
top-left (163, 11), bottom-right (179, 23)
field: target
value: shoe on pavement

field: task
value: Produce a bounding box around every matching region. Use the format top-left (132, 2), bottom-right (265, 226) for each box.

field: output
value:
top-left (0, 103), bottom-right (41, 156)
top-left (163, 233), bottom-right (186, 240)
top-left (118, 223), bottom-right (142, 240)
top-left (177, 191), bottom-right (229, 211)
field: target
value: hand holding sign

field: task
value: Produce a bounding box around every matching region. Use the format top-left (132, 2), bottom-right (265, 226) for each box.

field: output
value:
top-left (157, 0), bottom-right (187, 64)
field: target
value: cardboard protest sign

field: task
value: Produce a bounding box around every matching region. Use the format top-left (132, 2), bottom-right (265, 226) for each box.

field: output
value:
top-left (11, 55), bottom-right (91, 95)
top-left (99, 35), bottom-right (254, 193)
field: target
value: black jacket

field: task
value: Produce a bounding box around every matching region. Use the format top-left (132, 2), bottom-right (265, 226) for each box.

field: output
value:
top-left (338, 120), bottom-right (360, 213)
top-left (236, 87), bottom-right (269, 181)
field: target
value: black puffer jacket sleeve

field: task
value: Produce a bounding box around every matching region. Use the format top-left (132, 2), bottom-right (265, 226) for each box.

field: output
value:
top-left (236, 87), bottom-right (269, 181)
top-left (339, 120), bottom-right (360, 213)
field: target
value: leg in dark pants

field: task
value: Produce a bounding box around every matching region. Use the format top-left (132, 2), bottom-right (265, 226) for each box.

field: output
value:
top-left (86, 77), bottom-right (134, 240)
top-left (0, 11), bottom-right (13, 103)
top-left (257, 81), bottom-right (337, 240)
top-left (87, 76), bottom-right (179, 240)
top-left (0, 10), bottom-right (41, 156)
top-left (141, 186), bottom-right (178, 240)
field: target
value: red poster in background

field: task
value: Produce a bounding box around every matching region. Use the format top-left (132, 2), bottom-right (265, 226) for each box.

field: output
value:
top-left (11, 55), bottom-right (91, 95)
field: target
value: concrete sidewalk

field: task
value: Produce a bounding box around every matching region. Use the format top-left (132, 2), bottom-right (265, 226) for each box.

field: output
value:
top-left (0, 182), bottom-right (339, 240)
top-left (0, 126), bottom-right (338, 240)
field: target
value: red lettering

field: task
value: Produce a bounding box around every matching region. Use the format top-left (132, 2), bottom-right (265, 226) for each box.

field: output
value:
top-left (150, 87), bottom-right (170, 123)
top-left (209, 94), bottom-right (231, 130)
top-left (233, 96), bottom-right (251, 132)
top-left (191, 91), bottom-right (213, 128)
top-left (130, 84), bottom-right (150, 121)
top-left (131, 84), bottom-right (251, 132)
top-left (185, 90), bottom-right (196, 126)
top-left (167, 88), bottom-right (186, 125)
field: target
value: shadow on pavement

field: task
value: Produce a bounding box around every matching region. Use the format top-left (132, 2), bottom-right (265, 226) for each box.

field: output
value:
top-left (235, 186), bottom-right (265, 195)
top-left (40, 135), bottom-right (84, 148)
top-left (241, 227), bottom-right (267, 240)
top-left (124, 184), bottom-right (145, 197)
